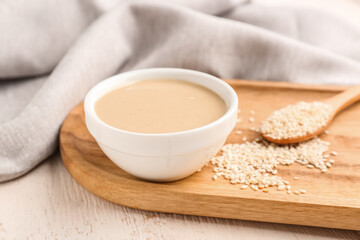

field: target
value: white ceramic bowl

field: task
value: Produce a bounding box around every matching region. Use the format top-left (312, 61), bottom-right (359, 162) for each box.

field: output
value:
top-left (84, 68), bottom-right (238, 182)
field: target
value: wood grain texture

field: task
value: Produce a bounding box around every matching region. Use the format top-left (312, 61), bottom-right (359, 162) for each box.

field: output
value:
top-left (1, 153), bottom-right (359, 240)
top-left (60, 80), bottom-right (360, 231)
top-left (325, 84), bottom-right (360, 113)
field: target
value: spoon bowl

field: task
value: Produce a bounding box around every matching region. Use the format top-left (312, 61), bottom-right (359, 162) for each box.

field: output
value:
top-left (261, 84), bottom-right (360, 144)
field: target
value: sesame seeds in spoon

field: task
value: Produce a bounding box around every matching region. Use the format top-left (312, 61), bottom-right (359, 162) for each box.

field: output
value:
top-left (260, 84), bottom-right (360, 144)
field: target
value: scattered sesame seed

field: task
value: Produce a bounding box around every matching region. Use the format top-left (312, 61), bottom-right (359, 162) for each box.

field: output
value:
top-left (210, 137), bottom-right (333, 194)
top-left (299, 189), bottom-right (307, 194)
top-left (263, 189), bottom-right (269, 193)
top-left (326, 162), bottom-right (332, 168)
top-left (287, 190), bottom-right (292, 194)
top-left (260, 102), bottom-right (333, 140)
top-left (249, 117), bottom-right (255, 123)
top-left (294, 190), bottom-right (301, 195)
top-left (235, 130), bottom-right (242, 135)
top-left (329, 159), bottom-right (335, 164)
top-left (323, 154), bottom-right (330, 159)
top-left (306, 164), bottom-right (314, 169)
top-left (242, 137), bottom-right (247, 141)
top-left (331, 151), bottom-right (338, 156)
top-left (212, 175), bottom-right (218, 180)
top-left (321, 168), bottom-right (328, 173)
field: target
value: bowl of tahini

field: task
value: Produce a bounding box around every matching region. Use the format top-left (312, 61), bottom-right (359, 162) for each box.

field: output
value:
top-left (84, 68), bottom-right (238, 181)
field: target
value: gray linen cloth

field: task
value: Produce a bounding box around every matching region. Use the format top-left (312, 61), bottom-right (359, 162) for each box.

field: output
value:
top-left (1, 0), bottom-right (360, 182)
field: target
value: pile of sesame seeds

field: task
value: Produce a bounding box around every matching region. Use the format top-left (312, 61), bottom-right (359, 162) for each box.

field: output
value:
top-left (260, 101), bottom-right (333, 140)
top-left (211, 137), bottom-right (336, 194)
top-left (209, 105), bottom-right (337, 195)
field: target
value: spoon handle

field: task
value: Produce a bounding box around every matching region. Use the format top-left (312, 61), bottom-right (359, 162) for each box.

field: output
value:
top-left (325, 84), bottom-right (360, 114)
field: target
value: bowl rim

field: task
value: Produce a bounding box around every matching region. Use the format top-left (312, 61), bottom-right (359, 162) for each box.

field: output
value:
top-left (84, 68), bottom-right (238, 138)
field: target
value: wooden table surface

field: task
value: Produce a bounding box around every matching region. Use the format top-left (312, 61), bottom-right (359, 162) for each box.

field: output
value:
top-left (1, 0), bottom-right (360, 239)
top-left (0, 153), bottom-right (359, 239)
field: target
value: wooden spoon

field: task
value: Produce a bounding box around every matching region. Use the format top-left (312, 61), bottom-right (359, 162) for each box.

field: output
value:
top-left (262, 84), bottom-right (360, 144)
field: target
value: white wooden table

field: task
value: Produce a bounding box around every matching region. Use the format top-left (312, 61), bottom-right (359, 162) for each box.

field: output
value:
top-left (1, 0), bottom-right (360, 239)
top-left (1, 153), bottom-right (360, 239)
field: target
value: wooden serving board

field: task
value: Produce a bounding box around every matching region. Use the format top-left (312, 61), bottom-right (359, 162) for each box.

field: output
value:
top-left (60, 80), bottom-right (360, 230)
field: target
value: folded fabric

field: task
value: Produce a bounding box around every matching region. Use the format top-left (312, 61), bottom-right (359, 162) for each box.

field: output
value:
top-left (1, 0), bottom-right (360, 182)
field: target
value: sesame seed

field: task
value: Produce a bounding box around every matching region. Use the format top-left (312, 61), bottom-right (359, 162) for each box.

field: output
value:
top-left (210, 137), bottom-right (334, 195)
top-left (212, 175), bottom-right (218, 180)
top-left (260, 102), bottom-right (333, 140)
top-left (331, 151), bottom-right (338, 156)
top-left (321, 168), bottom-right (328, 173)
top-left (326, 162), bottom-right (332, 168)
top-left (242, 137), bottom-right (247, 141)
top-left (249, 117), bottom-right (255, 123)
top-left (299, 189), bottom-right (307, 194)
top-left (263, 189), bottom-right (269, 193)
top-left (324, 130), bottom-right (330, 134)
top-left (235, 130), bottom-right (242, 135)
top-left (287, 190), bottom-right (292, 194)
top-left (323, 154), bottom-right (330, 159)
top-left (329, 159), bottom-right (335, 164)
top-left (294, 190), bottom-right (301, 195)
